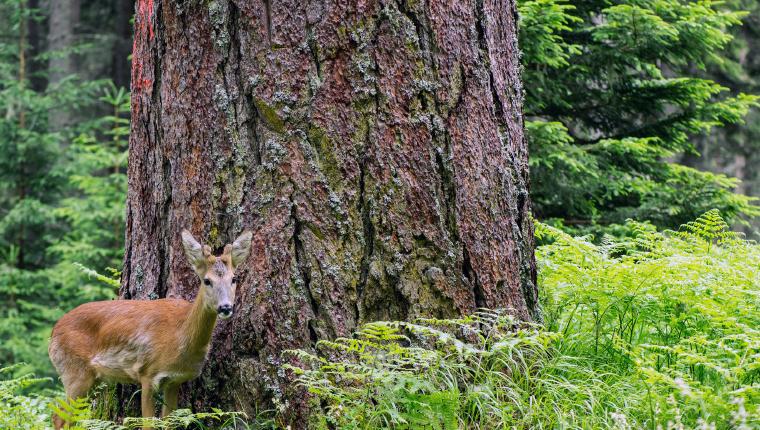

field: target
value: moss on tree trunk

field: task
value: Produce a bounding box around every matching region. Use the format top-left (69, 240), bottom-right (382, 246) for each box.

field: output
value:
top-left (121, 0), bottom-right (537, 423)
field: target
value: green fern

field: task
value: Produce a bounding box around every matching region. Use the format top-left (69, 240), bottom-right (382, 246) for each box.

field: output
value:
top-left (73, 263), bottom-right (122, 289)
top-left (51, 396), bottom-right (94, 429)
top-left (676, 208), bottom-right (742, 251)
top-left (538, 210), bottom-right (760, 428)
top-left (0, 365), bottom-right (52, 430)
top-left (287, 210), bottom-right (760, 429)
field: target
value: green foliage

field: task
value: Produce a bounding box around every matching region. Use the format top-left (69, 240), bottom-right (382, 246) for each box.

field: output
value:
top-left (52, 397), bottom-right (96, 429)
top-left (520, 0), bottom-right (760, 228)
top-left (114, 409), bottom-right (247, 430)
top-left (286, 312), bottom-right (574, 429)
top-left (287, 211), bottom-right (759, 429)
top-left (1, 364), bottom-right (257, 430)
top-left (537, 209), bottom-right (760, 427)
top-left (0, 87), bottom-right (126, 378)
top-left (56, 404), bottom-right (247, 430)
top-left (0, 1), bottom-right (127, 379)
top-left (0, 365), bottom-right (52, 429)
top-left (1, 370), bottom-right (250, 430)
top-left (287, 315), bottom-right (641, 429)
top-left (0, 266), bottom-right (63, 377)
top-left (48, 83), bottom-right (129, 298)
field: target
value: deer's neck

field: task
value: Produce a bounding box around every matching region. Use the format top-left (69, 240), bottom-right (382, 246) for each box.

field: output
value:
top-left (182, 288), bottom-right (218, 356)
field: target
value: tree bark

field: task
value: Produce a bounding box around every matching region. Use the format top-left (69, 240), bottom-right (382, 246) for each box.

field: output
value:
top-left (122, 0), bottom-right (537, 421)
top-left (47, 0), bottom-right (80, 131)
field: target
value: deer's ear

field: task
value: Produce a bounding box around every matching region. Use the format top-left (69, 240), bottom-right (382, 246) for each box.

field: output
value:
top-left (230, 230), bottom-right (252, 268)
top-left (181, 229), bottom-right (207, 277)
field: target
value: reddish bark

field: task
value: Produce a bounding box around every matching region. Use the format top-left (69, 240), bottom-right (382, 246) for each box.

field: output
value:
top-left (122, 0), bottom-right (536, 421)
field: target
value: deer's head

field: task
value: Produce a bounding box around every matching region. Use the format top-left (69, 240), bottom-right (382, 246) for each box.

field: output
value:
top-left (181, 229), bottom-right (252, 319)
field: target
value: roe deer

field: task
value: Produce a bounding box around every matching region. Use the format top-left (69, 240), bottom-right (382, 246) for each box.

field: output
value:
top-left (48, 229), bottom-right (252, 429)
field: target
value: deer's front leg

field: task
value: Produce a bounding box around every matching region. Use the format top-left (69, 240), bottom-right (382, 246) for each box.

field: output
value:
top-left (161, 383), bottom-right (179, 417)
top-left (141, 379), bottom-right (156, 429)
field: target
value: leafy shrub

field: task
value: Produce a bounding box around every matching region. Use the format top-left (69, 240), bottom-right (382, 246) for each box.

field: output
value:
top-left (537, 209), bottom-right (759, 428)
top-left (0, 364), bottom-right (253, 430)
top-left (286, 211), bottom-right (760, 429)
top-left (0, 365), bottom-right (52, 429)
top-left (286, 312), bottom-right (638, 429)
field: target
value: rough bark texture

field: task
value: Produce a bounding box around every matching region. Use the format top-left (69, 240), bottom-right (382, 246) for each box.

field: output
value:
top-left (122, 0), bottom-right (537, 421)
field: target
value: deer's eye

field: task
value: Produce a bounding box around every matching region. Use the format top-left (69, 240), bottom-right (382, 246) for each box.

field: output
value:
top-left (203, 279), bottom-right (212, 286)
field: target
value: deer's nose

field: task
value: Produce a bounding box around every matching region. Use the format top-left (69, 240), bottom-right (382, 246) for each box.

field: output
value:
top-left (217, 304), bottom-right (233, 318)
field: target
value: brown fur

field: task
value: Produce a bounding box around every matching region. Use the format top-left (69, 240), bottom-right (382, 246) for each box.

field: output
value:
top-left (48, 230), bottom-right (252, 430)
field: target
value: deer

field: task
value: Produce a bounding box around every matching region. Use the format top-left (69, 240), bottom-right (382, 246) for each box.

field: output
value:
top-left (48, 229), bottom-right (252, 430)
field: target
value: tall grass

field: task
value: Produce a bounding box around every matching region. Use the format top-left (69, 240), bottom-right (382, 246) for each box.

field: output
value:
top-left (537, 210), bottom-right (759, 428)
top-left (286, 312), bottom-right (645, 429)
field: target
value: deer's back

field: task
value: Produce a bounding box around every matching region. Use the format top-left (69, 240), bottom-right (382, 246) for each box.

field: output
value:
top-left (49, 299), bottom-right (193, 384)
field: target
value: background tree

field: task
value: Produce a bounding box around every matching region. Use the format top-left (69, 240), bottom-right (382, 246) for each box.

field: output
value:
top-left (120, 0), bottom-right (536, 421)
top-left (520, 0), bottom-right (759, 230)
top-left (47, 0), bottom-right (80, 131)
top-left (681, 0), bottom-right (760, 237)
top-left (0, 0), bottom-right (132, 378)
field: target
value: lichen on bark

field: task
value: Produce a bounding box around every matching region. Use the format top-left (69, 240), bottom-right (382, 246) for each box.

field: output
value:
top-left (122, 0), bottom-right (537, 423)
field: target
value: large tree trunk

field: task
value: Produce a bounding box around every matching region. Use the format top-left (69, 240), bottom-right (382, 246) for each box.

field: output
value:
top-left (122, 0), bottom-right (537, 421)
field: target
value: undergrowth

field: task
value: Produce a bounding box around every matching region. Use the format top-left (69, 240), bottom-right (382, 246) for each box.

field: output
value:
top-left (1, 210), bottom-right (757, 429)
top-left (0, 366), bottom-right (249, 429)
top-left (537, 209), bottom-right (759, 428)
top-left (0, 364), bottom-right (51, 429)
top-left (285, 311), bottom-right (633, 429)
top-left (286, 210), bottom-right (759, 429)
